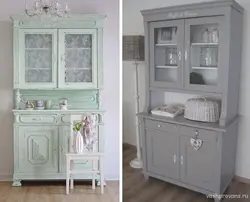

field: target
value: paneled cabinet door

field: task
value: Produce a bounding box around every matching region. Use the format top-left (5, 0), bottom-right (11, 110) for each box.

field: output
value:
top-left (180, 136), bottom-right (220, 192)
top-left (19, 29), bottom-right (58, 89)
top-left (59, 126), bottom-right (98, 173)
top-left (149, 20), bottom-right (184, 89)
top-left (145, 130), bottom-right (179, 180)
top-left (58, 29), bottom-right (97, 89)
top-left (184, 16), bottom-right (224, 93)
top-left (18, 126), bottom-right (58, 173)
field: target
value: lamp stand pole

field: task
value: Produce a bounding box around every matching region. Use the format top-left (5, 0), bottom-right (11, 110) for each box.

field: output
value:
top-left (130, 60), bottom-right (143, 169)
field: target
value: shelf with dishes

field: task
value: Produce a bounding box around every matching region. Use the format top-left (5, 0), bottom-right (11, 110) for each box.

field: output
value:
top-left (192, 66), bottom-right (217, 70)
top-left (155, 43), bottom-right (177, 47)
top-left (191, 42), bottom-right (218, 46)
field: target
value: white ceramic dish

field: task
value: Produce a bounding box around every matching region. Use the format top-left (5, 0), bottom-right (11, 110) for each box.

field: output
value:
top-left (35, 107), bottom-right (45, 110)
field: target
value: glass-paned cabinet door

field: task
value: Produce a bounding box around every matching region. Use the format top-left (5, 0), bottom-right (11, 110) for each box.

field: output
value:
top-left (58, 29), bottom-right (97, 89)
top-left (149, 20), bottom-right (184, 88)
top-left (184, 17), bottom-right (223, 92)
top-left (19, 29), bottom-right (57, 89)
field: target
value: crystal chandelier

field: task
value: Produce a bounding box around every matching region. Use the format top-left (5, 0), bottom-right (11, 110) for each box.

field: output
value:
top-left (25, 0), bottom-right (70, 18)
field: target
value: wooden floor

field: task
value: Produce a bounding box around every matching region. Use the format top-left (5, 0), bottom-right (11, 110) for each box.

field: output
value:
top-left (0, 180), bottom-right (119, 202)
top-left (123, 144), bottom-right (250, 202)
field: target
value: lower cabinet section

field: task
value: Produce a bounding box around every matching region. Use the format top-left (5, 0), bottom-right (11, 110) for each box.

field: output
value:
top-left (145, 130), bottom-right (179, 180)
top-left (141, 117), bottom-right (238, 197)
top-left (180, 136), bottom-right (220, 192)
top-left (18, 126), bottom-right (58, 173)
top-left (13, 120), bottom-right (102, 183)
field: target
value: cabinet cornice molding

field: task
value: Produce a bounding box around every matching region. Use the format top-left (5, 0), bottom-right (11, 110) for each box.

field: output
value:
top-left (11, 14), bottom-right (106, 28)
top-left (141, 0), bottom-right (243, 17)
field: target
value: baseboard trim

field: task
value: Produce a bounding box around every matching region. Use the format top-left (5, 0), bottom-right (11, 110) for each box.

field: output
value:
top-left (0, 174), bottom-right (12, 181)
top-left (0, 175), bottom-right (119, 182)
top-left (234, 175), bottom-right (250, 184)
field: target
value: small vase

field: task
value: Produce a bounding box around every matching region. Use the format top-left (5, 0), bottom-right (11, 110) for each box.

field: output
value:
top-left (74, 131), bottom-right (84, 154)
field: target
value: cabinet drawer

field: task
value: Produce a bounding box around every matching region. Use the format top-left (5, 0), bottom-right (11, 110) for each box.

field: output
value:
top-left (19, 115), bottom-right (56, 124)
top-left (145, 119), bottom-right (178, 133)
top-left (179, 126), bottom-right (218, 142)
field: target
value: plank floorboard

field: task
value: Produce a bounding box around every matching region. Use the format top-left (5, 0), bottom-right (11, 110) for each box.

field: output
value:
top-left (0, 180), bottom-right (118, 202)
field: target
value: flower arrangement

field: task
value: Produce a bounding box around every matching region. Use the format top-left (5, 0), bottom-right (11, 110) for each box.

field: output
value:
top-left (71, 115), bottom-right (98, 152)
top-left (73, 120), bottom-right (83, 132)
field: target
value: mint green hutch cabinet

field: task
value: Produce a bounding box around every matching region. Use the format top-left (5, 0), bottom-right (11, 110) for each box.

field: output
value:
top-left (11, 14), bottom-right (106, 186)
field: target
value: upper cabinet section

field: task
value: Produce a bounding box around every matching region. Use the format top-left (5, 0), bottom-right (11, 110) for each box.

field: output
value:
top-left (58, 29), bottom-right (97, 89)
top-left (142, 0), bottom-right (243, 94)
top-left (12, 14), bottom-right (105, 89)
top-left (149, 20), bottom-right (184, 89)
top-left (149, 17), bottom-right (223, 93)
top-left (184, 17), bottom-right (223, 93)
top-left (20, 29), bottom-right (58, 88)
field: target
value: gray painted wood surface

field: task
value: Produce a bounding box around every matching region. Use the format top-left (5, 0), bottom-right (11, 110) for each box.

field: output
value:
top-left (149, 20), bottom-right (184, 89)
top-left (139, 1), bottom-right (243, 201)
top-left (123, 143), bottom-right (250, 202)
top-left (146, 130), bottom-right (179, 180)
top-left (139, 115), bottom-right (239, 197)
top-left (184, 16), bottom-right (224, 93)
top-left (141, 0), bottom-right (243, 127)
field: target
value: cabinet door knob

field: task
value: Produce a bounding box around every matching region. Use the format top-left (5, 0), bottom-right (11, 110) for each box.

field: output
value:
top-left (180, 156), bottom-right (183, 165)
top-left (178, 51), bottom-right (182, 61)
top-left (173, 154), bottom-right (176, 163)
top-left (184, 50), bottom-right (188, 60)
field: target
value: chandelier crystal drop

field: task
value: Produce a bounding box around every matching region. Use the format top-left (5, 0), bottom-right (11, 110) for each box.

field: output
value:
top-left (25, 0), bottom-right (70, 18)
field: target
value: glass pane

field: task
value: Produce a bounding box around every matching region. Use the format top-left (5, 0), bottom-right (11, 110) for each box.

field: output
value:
top-left (189, 23), bottom-right (219, 86)
top-left (25, 69), bottom-right (52, 83)
top-left (25, 34), bottom-right (53, 83)
top-left (154, 27), bottom-right (178, 83)
top-left (64, 34), bottom-right (93, 83)
top-left (66, 49), bottom-right (92, 69)
top-left (65, 69), bottom-right (92, 82)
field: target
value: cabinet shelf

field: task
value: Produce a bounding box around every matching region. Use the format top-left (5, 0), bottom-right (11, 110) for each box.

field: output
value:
top-left (156, 43), bottom-right (177, 47)
top-left (156, 66), bottom-right (177, 69)
top-left (25, 68), bottom-right (51, 70)
top-left (191, 43), bottom-right (218, 46)
top-left (66, 47), bottom-right (91, 50)
top-left (65, 68), bottom-right (91, 70)
top-left (192, 66), bottom-right (218, 70)
top-left (25, 48), bottom-right (51, 50)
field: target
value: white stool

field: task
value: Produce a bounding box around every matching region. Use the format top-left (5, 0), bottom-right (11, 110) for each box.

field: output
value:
top-left (65, 153), bottom-right (105, 195)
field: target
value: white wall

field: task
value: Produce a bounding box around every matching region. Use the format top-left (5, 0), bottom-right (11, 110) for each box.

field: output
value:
top-left (123, 0), bottom-right (250, 179)
top-left (0, 0), bottom-right (120, 180)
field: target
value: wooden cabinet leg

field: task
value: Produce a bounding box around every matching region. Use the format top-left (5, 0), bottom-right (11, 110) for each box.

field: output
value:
top-left (12, 180), bottom-right (22, 187)
top-left (143, 173), bottom-right (149, 180)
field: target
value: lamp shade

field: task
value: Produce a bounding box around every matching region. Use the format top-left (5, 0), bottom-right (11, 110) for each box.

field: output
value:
top-left (123, 35), bottom-right (145, 61)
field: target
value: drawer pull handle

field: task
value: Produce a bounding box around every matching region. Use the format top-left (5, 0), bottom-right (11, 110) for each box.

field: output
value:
top-left (157, 124), bottom-right (161, 128)
top-left (178, 51), bottom-right (182, 61)
top-left (190, 138), bottom-right (203, 150)
top-left (32, 117), bottom-right (42, 121)
top-left (173, 154), bottom-right (176, 164)
top-left (184, 50), bottom-right (188, 60)
top-left (180, 156), bottom-right (183, 165)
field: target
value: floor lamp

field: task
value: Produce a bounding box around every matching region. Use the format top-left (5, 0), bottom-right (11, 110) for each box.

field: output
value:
top-left (123, 36), bottom-right (144, 169)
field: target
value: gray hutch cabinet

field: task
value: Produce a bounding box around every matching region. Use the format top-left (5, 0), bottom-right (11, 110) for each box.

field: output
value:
top-left (139, 1), bottom-right (243, 201)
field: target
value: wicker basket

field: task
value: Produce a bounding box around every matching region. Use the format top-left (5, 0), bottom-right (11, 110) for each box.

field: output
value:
top-left (184, 97), bottom-right (221, 123)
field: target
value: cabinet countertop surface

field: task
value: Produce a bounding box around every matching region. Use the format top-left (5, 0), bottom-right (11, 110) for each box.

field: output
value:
top-left (137, 112), bottom-right (239, 132)
top-left (13, 109), bottom-right (106, 113)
